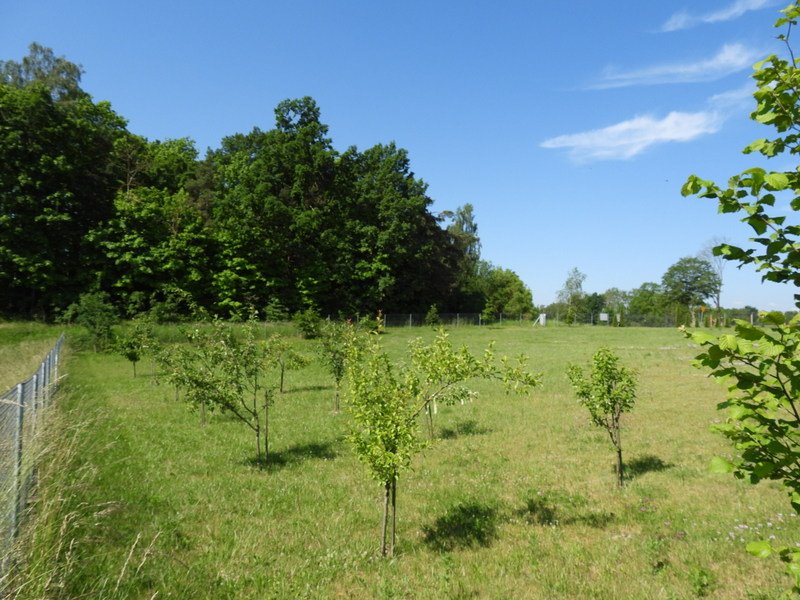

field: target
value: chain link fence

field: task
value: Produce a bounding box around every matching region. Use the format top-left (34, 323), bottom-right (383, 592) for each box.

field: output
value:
top-left (0, 334), bottom-right (64, 563)
top-left (383, 313), bottom-right (534, 327)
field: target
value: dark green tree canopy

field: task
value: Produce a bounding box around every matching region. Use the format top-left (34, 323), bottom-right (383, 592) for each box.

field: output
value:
top-left (0, 44), bottom-right (532, 320)
top-left (661, 257), bottom-right (721, 308)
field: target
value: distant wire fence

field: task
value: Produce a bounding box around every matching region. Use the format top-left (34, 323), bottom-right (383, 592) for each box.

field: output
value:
top-left (0, 334), bottom-right (64, 566)
top-left (382, 313), bottom-right (532, 327)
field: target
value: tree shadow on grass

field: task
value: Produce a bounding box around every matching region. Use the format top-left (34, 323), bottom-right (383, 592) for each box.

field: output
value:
top-left (518, 490), bottom-right (615, 529)
top-left (422, 501), bottom-right (499, 552)
top-left (625, 455), bottom-right (673, 479)
top-left (282, 384), bottom-right (332, 394)
top-left (244, 441), bottom-right (338, 471)
top-left (439, 419), bottom-right (492, 440)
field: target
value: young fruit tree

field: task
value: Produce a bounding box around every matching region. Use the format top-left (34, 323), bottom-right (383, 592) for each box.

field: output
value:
top-left (161, 317), bottom-right (275, 466)
top-left (345, 327), bottom-right (541, 557)
top-left (566, 347), bottom-right (637, 488)
top-left (680, 2), bottom-right (800, 590)
top-left (318, 320), bottom-right (357, 411)
top-left (265, 334), bottom-right (309, 393)
top-left (115, 315), bottom-right (154, 377)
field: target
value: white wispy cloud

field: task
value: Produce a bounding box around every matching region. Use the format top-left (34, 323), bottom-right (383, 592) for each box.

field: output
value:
top-left (662, 0), bottom-right (772, 32)
top-left (540, 87), bottom-right (751, 162)
top-left (593, 43), bottom-right (761, 89)
top-left (541, 111), bottom-right (722, 161)
top-left (708, 83), bottom-right (755, 110)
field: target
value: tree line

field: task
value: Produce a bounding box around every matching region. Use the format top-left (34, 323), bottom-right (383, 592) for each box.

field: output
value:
top-left (543, 256), bottom-right (781, 327)
top-left (0, 44), bottom-right (533, 321)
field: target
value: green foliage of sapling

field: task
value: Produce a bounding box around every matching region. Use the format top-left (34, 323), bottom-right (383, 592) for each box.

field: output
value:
top-left (344, 327), bottom-right (541, 557)
top-left (567, 347), bottom-right (637, 487)
top-left (115, 315), bottom-right (154, 377)
top-left (265, 333), bottom-right (309, 393)
top-left (158, 316), bottom-right (276, 466)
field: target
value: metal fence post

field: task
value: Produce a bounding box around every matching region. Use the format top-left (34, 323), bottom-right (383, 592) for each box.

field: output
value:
top-left (13, 383), bottom-right (24, 538)
top-left (31, 373), bottom-right (38, 434)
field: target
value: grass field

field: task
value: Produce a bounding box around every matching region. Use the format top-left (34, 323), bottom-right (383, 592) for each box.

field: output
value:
top-left (6, 323), bottom-right (800, 599)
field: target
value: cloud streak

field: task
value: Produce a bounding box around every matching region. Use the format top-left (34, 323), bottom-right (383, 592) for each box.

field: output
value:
top-left (541, 112), bottom-right (722, 162)
top-left (662, 0), bottom-right (772, 31)
top-left (540, 88), bottom-right (751, 162)
top-left (592, 43), bottom-right (761, 89)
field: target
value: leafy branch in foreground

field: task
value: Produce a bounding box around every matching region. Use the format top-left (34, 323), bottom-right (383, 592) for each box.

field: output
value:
top-left (345, 327), bottom-right (541, 557)
top-left (566, 347), bottom-right (637, 488)
top-left (686, 313), bottom-right (800, 582)
top-left (681, 1), bottom-right (800, 590)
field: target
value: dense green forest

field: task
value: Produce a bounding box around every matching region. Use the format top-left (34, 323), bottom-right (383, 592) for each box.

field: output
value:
top-left (0, 44), bottom-right (533, 321)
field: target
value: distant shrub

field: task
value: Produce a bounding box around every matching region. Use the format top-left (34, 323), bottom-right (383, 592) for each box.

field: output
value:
top-left (425, 304), bottom-right (440, 327)
top-left (74, 292), bottom-right (118, 352)
top-left (293, 307), bottom-right (321, 339)
top-left (265, 298), bottom-right (289, 322)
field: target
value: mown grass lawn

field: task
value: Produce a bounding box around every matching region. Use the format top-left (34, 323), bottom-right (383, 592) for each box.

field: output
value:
top-left (7, 323), bottom-right (800, 599)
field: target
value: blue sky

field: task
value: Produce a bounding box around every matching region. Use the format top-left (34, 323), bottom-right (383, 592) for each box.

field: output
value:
top-left (1, 0), bottom-right (796, 310)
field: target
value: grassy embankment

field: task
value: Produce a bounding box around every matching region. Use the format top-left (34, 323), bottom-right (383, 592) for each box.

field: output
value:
top-left (0, 323), bottom-right (63, 393)
top-left (5, 322), bottom-right (799, 599)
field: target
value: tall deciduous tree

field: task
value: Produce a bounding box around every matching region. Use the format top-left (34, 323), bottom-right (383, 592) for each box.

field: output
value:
top-left (700, 237), bottom-right (729, 317)
top-left (661, 257), bottom-right (720, 325)
top-left (445, 204), bottom-right (485, 311)
top-left (91, 137), bottom-right (212, 315)
top-left (626, 283), bottom-right (669, 326)
top-left (0, 50), bottom-right (127, 318)
top-left (479, 264), bottom-right (534, 318)
top-left (557, 268), bottom-right (586, 324)
top-left (0, 42), bottom-right (84, 101)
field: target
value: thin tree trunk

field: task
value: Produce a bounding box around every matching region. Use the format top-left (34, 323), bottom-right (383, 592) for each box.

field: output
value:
top-left (254, 379), bottom-right (262, 467)
top-left (611, 414), bottom-right (624, 487)
top-left (334, 381), bottom-right (340, 413)
top-left (280, 365), bottom-right (285, 393)
top-left (264, 389), bottom-right (270, 466)
top-left (390, 477), bottom-right (397, 557)
top-left (201, 401), bottom-right (206, 426)
top-left (255, 422), bottom-right (262, 467)
top-left (381, 481), bottom-right (390, 557)
top-left (133, 361), bottom-right (137, 378)
top-left (427, 404), bottom-right (434, 438)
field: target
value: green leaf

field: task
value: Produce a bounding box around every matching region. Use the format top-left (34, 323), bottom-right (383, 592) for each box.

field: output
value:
top-left (747, 540), bottom-right (774, 558)
top-left (719, 335), bottom-right (739, 351)
top-left (690, 331), bottom-right (716, 345)
top-left (765, 172), bottom-right (790, 190)
top-left (755, 111), bottom-right (778, 124)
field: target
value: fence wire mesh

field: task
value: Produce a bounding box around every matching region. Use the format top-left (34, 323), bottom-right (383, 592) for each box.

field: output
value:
top-left (382, 313), bottom-right (529, 327)
top-left (0, 334), bottom-right (64, 563)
